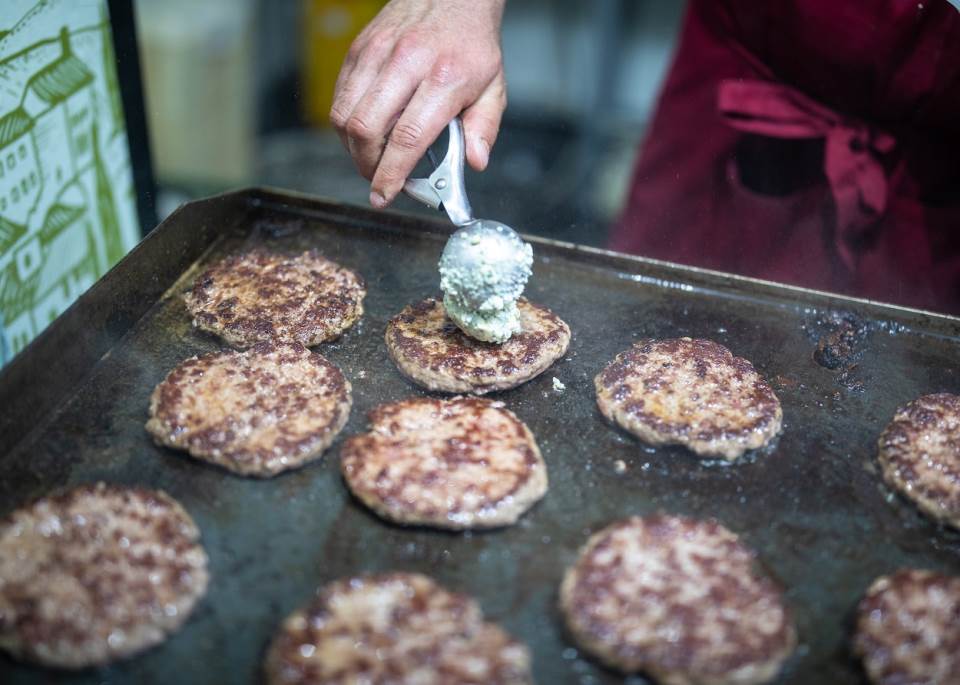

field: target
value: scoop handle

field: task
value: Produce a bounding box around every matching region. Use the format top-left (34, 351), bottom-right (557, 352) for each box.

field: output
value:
top-left (402, 118), bottom-right (474, 226)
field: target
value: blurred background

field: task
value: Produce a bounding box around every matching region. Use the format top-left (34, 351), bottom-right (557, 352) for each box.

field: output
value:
top-left (134, 0), bottom-right (685, 246)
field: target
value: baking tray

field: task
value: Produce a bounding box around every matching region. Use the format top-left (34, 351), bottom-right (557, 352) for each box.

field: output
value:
top-left (1, 187), bottom-right (959, 685)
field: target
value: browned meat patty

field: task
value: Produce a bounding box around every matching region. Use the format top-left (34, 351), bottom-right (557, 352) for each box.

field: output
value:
top-left (560, 515), bottom-right (796, 684)
top-left (385, 297), bottom-right (570, 395)
top-left (854, 568), bottom-right (960, 685)
top-left (264, 572), bottom-right (533, 684)
top-left (877, 393), bottom-right (960, 528)
top-left (595, 338), bottom-right (782, 460)
top-left (341, 397), bottom-right (547, 529)
top-left (0, 483), bottom-right (208, 669)
top-left (146, 342), bottom-right (351, 477)
top-left (184, 249), bottom-right (365, 348)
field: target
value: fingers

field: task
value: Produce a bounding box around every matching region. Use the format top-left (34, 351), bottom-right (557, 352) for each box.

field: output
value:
top-left (461, 72), bottom-right (507, 171)
top-left (329, 4), bottom-right (507, 207)
top-left (340, 43), bottom-right (432, 179)
top-left (369, 75), bottom-right (465, 207)
top-left (329, 35), bottom-right (393, 152)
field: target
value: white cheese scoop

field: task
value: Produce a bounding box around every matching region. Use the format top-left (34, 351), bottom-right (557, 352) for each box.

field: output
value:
top-left (403, 117), bottom-right (533, 342)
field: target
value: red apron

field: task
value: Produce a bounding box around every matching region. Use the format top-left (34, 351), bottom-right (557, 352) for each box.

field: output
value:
top-left (610, 0), bottom-right (960, 314)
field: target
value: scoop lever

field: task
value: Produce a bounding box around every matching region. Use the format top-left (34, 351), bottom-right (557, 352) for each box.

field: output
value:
top-left (402, 117), bottom-right (475, 226)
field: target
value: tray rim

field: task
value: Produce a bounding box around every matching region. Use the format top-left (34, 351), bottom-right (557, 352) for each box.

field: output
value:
top-left (247, 185), bottom-right (960, 332)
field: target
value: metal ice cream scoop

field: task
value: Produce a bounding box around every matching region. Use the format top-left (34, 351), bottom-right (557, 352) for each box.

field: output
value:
top-left (403, 117), bottom-right (529, 296)
top-left (403, 117), bottom-right (533, 342)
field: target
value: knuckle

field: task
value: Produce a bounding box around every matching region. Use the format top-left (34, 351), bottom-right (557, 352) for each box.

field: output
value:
top-left (429, 56), bottom-right (464, 89)
top-left (345, 115), bottom-right (375, 141)
top-left (389, 121), bottom-right (425, 152)
top-left (361, 28), bottom-right (384, 45)
top-left (392, 32), bottom-right (428, 64)
top-left (364, 31), bottom-right (393, 60)
top-left (329, 105), bottom-right (350, 129)
top-left (345, 38), bottom-right (365, 63)
top-left (348, 28), bottom-right (391, 62)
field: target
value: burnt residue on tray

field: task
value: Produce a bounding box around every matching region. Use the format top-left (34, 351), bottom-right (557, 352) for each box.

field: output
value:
top-left (813, 313), bottom-right (869, 370)
top-left (803, 310), bottom-right (874, 392)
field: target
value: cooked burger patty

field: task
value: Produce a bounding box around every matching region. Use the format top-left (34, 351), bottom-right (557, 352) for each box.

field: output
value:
top-left (0, 483), bottom-right (208, 669)
top-left (877, 393), bottom-right (960, 528)
top-left (560, 515), bottom-right (796, 684)
top-left (595, 338), bottom-right (782, 460)
top-left (147, 342), bottom-right (351, 477)
top-left (341, 397), bottom-right (547, 529)
top-left (184, 249), bottom-right (365, 348)
top-left (385, 297), bottom-right (570, 395)
top-left (854, 568), bottom-right (960, 685)
top-left (264, 572), bottom-right (533, 684)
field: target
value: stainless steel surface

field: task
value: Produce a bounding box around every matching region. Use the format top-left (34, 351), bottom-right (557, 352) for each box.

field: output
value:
top-left (402, 117), bottom-right (530, 293)
top-left (1, 188), bottom-right (959, 684)
top-left (439, 220), bottom-right (532, 312)
top-left (403, 118), bottom-right (474, 226)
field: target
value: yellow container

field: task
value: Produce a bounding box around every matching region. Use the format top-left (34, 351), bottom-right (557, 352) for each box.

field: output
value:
top-left (302, 0), bottom-right (386, 127)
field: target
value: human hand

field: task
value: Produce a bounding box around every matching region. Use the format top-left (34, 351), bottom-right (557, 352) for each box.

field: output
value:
top-left (330, 0), bottom-right (507, 208)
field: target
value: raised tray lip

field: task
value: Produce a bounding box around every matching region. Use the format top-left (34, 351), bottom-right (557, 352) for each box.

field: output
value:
top-left (247, 185), bottom-right (960, 332)
top-left (2, 185), bottom-right (958, 455)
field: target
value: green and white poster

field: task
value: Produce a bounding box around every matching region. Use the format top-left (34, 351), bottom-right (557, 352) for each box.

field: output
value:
top-left (0, 0), bottom-right (140, 366)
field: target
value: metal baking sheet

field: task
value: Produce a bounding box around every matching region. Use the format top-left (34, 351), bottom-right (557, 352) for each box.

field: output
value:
top-left (2, 188), bottom-right (959, 685)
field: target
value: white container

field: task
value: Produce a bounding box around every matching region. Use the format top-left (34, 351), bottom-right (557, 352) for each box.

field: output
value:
top-left (136, 0), bottom-right (255, 185)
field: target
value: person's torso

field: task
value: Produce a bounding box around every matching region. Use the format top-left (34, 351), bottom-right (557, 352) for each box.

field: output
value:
top-left (701, 0), bottom-right (960, 201)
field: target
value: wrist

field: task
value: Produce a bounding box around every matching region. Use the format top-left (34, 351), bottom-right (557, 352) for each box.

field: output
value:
top-left (442, 0), bottom-right (506, 23)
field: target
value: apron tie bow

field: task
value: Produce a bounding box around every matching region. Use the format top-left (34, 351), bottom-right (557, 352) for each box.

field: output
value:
top-left (718, 79), bottom-right (895, 269)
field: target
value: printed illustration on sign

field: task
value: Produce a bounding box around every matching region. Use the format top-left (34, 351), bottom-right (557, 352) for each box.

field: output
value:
top-left (0, 0), bottom-right (140, 362)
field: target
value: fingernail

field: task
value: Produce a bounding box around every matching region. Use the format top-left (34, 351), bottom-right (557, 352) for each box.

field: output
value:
top-left (370, 191), bottom-right (386, 208)
top-left (476, 139), bottom-right (490, 169)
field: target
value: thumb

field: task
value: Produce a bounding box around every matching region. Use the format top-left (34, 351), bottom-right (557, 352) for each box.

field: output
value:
top-left (462, 73), bottom-right (507, 172)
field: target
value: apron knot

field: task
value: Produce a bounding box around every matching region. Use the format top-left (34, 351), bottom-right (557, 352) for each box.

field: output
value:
top-left (718, 78), bottom-right (896, 269)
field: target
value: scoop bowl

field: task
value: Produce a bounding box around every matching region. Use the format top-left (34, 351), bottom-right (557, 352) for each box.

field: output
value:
top-left (439, 220), bottom-right (533, 312)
